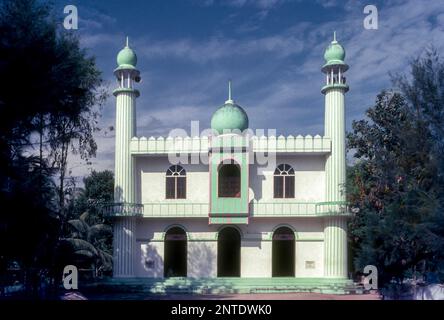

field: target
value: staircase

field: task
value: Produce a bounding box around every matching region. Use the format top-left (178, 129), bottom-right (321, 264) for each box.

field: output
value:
top-left (85, 277), bottom-right (366, 296)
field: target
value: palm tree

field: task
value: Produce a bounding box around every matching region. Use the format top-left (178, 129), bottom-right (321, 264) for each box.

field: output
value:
top-left (60, 211), bottom-right (113, 278)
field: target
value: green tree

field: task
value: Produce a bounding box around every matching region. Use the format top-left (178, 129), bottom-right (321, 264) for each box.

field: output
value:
top-left (0, 0), bottom-right (106, 294)
top-left (71, 170), bottom-right (114, 221)
top-left (61, 170), bottom-right (114, 278)
top-left (60, 211), bottom-right (113, 278)
top-left (348, 49), bottom-right (444, 292)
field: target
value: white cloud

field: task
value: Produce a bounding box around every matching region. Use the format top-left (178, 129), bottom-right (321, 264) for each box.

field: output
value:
top-left (136, 33), bottom-right (304, 63)
top-left (199, 0), bottom-right (289, 9)
top-left (73, 0), bottom-right (444, 177)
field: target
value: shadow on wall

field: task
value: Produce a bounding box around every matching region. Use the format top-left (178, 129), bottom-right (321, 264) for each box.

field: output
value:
top-left (249, 168), bottom-right (265, 201)
top-left (141, 243), bottom-right (163, 277)
top-left (188, 242), bottom-right (216, 278)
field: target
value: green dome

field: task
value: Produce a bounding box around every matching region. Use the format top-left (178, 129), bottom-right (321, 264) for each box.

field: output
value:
top-left (324, 40), bottom-right (345, 63)
top-left (211, 101), bottom-right (249, 134)
top-left (117, 46), bottom-right (137, 67)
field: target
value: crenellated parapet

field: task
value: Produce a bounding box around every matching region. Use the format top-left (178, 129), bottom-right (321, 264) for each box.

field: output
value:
top-left (129, 134), bottom-right (331, 155)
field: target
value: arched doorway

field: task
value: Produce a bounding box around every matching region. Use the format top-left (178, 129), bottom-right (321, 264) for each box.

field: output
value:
top-left (217, 227), bottom-right (241, 277)
top-left (272, 226), bottom-right (295, 277)
top-left (164, 227), bottom-right (187, 277)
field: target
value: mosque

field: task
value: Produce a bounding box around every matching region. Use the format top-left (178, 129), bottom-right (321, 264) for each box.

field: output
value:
top-left (106, 33), bottom-right (352, 289)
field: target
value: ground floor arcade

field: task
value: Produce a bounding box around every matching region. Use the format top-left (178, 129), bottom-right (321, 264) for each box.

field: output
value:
top-left (111, 217), bottom-right (344, 279)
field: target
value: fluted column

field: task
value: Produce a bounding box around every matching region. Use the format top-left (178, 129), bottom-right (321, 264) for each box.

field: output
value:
top-left (323, 88), bottom-right (348, 279)
top-left (114, 91), bottom-right (135, 204)
top-left (324, 216), bottom-right (348, 278)
top-left (113, 89), bottom-right (137, 277)
top-left (113, 217), bottom-right (136, 277)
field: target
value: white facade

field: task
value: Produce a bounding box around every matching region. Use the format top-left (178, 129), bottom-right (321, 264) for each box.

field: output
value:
top-left (135, 155), bottom-right (325, 204)
top-left (134, 218), bottom-right (325, 278)
top-left (110, 36), bottom-right (351, 282)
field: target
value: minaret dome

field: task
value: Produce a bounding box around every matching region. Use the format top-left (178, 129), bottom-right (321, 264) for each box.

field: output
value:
top-left (117, 37), bottom-right (137, 69)
top-left (322, 31), bottom-right (348, 73)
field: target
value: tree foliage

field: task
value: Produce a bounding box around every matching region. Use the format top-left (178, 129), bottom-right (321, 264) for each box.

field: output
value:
top-left (70, 170), bottom-right (114, 221)
top-left (60, 211), bottom-right (113, 277)
top-left (0, 0), bottom-right (106, 293)
top-left (348, 49), bottom-right (444, 289)
top-left (59, 170), bottom-right (114, 278)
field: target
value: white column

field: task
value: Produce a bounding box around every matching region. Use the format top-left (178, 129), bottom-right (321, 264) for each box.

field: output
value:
top-left (113, 86), bottom-right (137, 277)
top-left (113, 217), bottom-right (136, 277)
top-left (114, 91), bottom-right (135, 203)
top-left (323, 87), bottom-right (348, 279)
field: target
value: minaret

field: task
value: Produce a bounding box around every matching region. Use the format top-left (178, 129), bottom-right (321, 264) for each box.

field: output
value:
top-left (322, 32), bottom-right (349, 279)
top-left (112, 37), bottom-right (140, 277)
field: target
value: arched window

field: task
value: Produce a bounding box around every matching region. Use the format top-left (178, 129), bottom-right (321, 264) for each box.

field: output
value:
top-left (166, 165), bottom-right (186, 199)
top-left (218, 162), bottom-right (241, 198)
top-left (274, 164), bottom-right (295, 198)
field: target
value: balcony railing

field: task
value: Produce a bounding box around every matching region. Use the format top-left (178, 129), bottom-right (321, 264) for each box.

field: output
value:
top-left (102, 202), bottom-right (144, 217)
top-left (142, 202), bottom-right (208, 217)
top-left (250, 201), bottom-right (350, 217)
top-left (136, 201), bottom-right (350, 218)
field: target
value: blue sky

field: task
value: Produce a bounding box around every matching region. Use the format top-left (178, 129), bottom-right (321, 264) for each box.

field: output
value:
top-left (54, 0), bottom-right (444, 178)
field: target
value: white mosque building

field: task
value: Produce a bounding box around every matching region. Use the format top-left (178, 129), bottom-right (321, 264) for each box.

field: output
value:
top-left (107, 34), bottom-right (352, 290)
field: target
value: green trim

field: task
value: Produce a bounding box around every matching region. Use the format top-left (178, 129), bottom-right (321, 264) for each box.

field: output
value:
top-left (209, 217), bottom-right (249, 224)
top-left (114, 64), bottom-right (137, 71)
top-left (321, 61), bottom-right (349, 73)
top-left (321, 83), bottom-right (349, 94)
top-left (209, 140), bottom-right (249, 221)
top-left (113, 88), bottom-right (140, 97)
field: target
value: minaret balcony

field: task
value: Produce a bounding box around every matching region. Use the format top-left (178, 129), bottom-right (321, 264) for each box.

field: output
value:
top-left (321, 82), bottom-right (349, 94)
top-left (112, 87), bottom-right (140, 97)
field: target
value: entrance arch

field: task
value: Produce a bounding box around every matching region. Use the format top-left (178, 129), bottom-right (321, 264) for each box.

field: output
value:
top-left (164, 226), bottom-right (187, 277)
top-left (272, 226), bottom-right (295, 277)
top-left (217, 227), bottom-right (241, 277)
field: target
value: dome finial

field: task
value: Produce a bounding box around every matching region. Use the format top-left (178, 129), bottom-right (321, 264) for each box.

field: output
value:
top-left (322, 31), bottom-right (348, 72)
top-left (226, 79), bottom-right (234, 104)
top-left (117, 36), bottom-right (137, 68)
